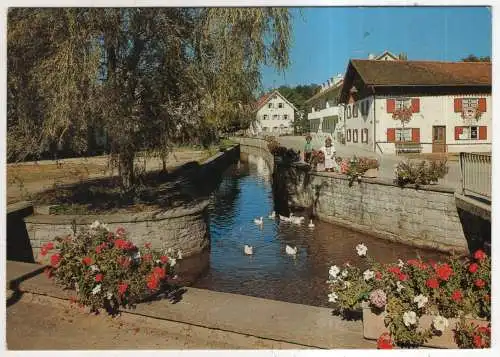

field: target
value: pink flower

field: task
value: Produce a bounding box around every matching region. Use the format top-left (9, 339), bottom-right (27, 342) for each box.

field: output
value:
top-left (95, 273), bottom-right (103, 282)
top-left (50, 253), bottom-right (61, 267)
top-left (474, 249), bottom-right (486, 261)
top-left (369, 289), bottom-right (387, 309)
top-left (469, 263), bottom-right (479, 273)
top-left (82, 256), bottom-right (92, 266)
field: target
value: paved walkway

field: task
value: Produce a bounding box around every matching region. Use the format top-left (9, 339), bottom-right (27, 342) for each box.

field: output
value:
top-left (278, 136), bottom-right (461, 190)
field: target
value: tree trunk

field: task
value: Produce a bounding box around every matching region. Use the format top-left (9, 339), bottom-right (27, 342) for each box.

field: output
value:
top-left (119, 152), bottom-right (135, 192)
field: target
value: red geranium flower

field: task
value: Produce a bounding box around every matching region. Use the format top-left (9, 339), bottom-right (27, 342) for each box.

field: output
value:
top-left (145, 242), bottom-right (151, 249)
top-left (435, 263), bottom-right (453, 281)
top-left (426, 278), bottom-right (439, 289)
top-left (114, 239), bottom-right (134, 250)
top-left (50, 253), bottom-right (61, 267)
top-left (160, 255), bottom-right (169, 264)
top-left (152, 266), bottom-right (166, 279)
top-left (82, 256), bottom-right (92, 266)
top-left (40, 247), bottom-right (48, 257)
top-left (451, 290), bottom-right (463, 302)
top-left (95, 273), bottom-right (104, 282)
top-left (118, 282), bottom-right (128, 296)
top-left (44, 267), bottom-right (53, 278)
top-left (387, 266), bottom-right (402, 275)
top-left (143, 254), bottom-right (152, 262)
top-left (398, 273), bottom-right (409, 282)
top-left (375, 271), bottom-right (382, 280)
top-left (44, 242), bottom-right (55, 251)
top-left (469, 263), bottom-right (479, 273)
top-left (474, 249), bottom-right (486, 261)
top-left (473, 334), bottom-right (484, 348)
top-left (377, 332), bottom-right (393, 349)
top-left (117, 256), bottom-right (131, 268)
top-left (474, 279), bottom-right (486, 288)
top-left (147, 274), bottom-right (159, 290)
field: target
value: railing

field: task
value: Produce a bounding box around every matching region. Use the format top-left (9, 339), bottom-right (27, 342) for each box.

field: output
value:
top-left (460, 152), bottom-right (491, 201)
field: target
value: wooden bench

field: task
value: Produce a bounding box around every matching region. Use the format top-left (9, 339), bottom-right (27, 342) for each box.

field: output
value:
top-left (395, 142), bottom-right (422, 155)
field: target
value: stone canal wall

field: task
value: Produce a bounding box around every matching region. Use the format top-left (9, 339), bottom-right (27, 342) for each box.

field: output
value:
top-left (229, 137), bottom-right (274, 170)
top-left (279, 164), bottom-right (468, 254)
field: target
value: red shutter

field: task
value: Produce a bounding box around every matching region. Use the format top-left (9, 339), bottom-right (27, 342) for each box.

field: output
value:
top-left (479, 126), bottom-right (487, 140)
top-left (455, 126), bottom-right (463, 140)
top-left (412, 128), bottom-right (420, 143)
top-left (411, 98), bottom-right (420, 113)
top-left (387, 99), bottom-right (395, 113)
top-left (478, 98), bottom-right (487, 112)
top-left (454, 98), bottom-right (463, 112)
top-left (387, 128), bottom-right (396, 142)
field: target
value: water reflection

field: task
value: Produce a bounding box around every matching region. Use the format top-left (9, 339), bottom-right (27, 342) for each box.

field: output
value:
top-left (194, 154), bottom-right (446, 307)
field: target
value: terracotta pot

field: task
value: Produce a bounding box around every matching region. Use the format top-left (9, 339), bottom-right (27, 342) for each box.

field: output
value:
top-left (363, 168), bottom-right (379, 178)
top-left (362, 303), bottom-right (488, 349)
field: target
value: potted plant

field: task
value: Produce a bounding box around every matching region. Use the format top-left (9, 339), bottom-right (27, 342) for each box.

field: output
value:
top-left (39, 222), bottom-right (178, 315)
top-left (327, 245), bottom-right (490, 349)
top-left (358, 157), bottom-right (380, 178)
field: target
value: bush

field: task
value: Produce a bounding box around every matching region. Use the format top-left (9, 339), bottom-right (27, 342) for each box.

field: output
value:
top-left (39, 222), bottom-right (177, 315)
top-left (327, 245), bottom-right (490, 348)
top-left (394, 159), bottom-right (448, 187)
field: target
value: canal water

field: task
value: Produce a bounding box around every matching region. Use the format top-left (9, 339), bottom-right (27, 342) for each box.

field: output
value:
top-left (193, 153), bottom-right (445, 308)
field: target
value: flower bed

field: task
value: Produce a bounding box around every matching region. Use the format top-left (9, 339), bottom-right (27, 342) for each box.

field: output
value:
top-left (394, 159), bottom-right (448, 187)
top-left (327, 245), bottom-right (490, 349)
top-left (39, 221), bottom-right (177, 315)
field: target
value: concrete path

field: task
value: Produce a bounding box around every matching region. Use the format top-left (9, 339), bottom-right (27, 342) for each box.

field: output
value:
top-left (278, 136), bottom-right (461, 190)
top-left (6, 261), bottom-right (375, 349)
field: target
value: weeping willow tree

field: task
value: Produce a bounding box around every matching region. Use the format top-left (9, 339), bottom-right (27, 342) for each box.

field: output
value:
top-left (7, 8), bottom-right (292, 192)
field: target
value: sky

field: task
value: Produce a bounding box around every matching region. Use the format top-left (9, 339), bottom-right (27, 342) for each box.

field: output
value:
top-left (261, 6), bottom-right (492, 90)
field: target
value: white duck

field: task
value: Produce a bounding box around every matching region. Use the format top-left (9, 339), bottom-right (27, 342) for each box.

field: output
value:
top-left (308, 219), bottom-right (315, 228)
top-left (253, 217), bottom-right (263, 225)
top-left (285, 245), bottom-right (298, 256)
top-left (244, 245), bottom-right (253, 255)
top-left (290, 216), bottom-right (305, 225)
top-left (268, 211), bottom-right (276, 219)
top-left (279, 214), bottom-right (291, 222)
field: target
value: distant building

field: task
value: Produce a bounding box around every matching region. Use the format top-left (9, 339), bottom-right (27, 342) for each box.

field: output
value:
top-left (251, 90), bottom-right (297, 135)
top-left (339, 59), bottom-right (491, 154)
top-left (305, 74), bottom-right (344, 142)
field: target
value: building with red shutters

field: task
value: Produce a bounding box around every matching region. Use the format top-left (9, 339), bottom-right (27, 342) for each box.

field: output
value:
top-left (338, 59), bottom-right (491, 154)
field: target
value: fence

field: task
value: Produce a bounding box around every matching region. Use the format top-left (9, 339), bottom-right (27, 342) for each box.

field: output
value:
top-left (460, 152), bottom-right (491, 201)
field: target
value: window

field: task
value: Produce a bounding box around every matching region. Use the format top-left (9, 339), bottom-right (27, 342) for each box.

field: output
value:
top-left (263, 114), bottom-right (268, 120)
top-left (395, 128), bottom-right (412, 142)
top-left (362, 101), bottom-right (370, 116)
top-left (353, 103), bottom-right (358, 118)
top-left (347, 106), bottom-right (352, 119)
top-left (353, 129), bottom-right (359, 143)
top-left (361, 128), bottom-right (369, 143)
top-left (284, 114), bottom-right (288, 120)
top-left (347, 129), bottom-right (352, 142)
top-left (462, 98), bottom-right (479, 110)
top-left (268, 103), bottom-right (273, 108)
top-left (278, 103), bottom-right (284, 108)
top-left (395, 98), bottom-right (411, 111)
top-left (455, 126), bottom-right (487, 140)
top-left (273, 114), bottom-right (278, 120)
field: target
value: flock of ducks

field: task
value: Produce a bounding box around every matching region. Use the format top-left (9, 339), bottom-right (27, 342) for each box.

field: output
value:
top-left (245, 211), bottom-right (315, 257)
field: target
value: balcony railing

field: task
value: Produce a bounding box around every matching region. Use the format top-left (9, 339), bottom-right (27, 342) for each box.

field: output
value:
top-left (459, 152), bottom-right (491, 201)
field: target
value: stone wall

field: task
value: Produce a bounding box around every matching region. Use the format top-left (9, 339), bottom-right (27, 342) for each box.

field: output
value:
top-left (278, 164), bottom-right (468, 254)
top-left (229, 137), bottom-right (274, 170)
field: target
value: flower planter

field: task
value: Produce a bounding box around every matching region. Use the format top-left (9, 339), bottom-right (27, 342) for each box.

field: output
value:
top-left (362, 304), bottom-right (488, 349)
top-left (363, 168), bottom-right (379, 178)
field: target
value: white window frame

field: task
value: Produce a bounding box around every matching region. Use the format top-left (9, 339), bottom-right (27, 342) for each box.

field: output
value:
top-left (458, 126), bottom-right (479, 140)
top-left (395, 128), bottom-right (412, 142)
top-left (395, 98), bottom-right (411, 111)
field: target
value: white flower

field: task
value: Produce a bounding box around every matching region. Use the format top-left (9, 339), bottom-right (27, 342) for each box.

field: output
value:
top-left (396, 281), bottom-right (405, 293)
top-left (355, 243), bottom-right (368, 257)
top-left (341, 270), bottom-right (348, 278)
top-left (92, 284), bottom-right (102, 295)
top-left (90, 265), bottom-right (100, 272)
top-left (363, 269), bottom-right (375, 281)
top-left (101, 223), bottom-right (110, 232)
top-left (329, 265), bottom-right (340, 279)
top-left (432, 315), bottom-right (449, 332)
top-left (169, 258), bottom-right (177, 267)
top-left (403, 311), bottom-right (417, 327)
top-left (343, 281), bottom-right (351, 289)
top-left (413, 294), bottom-right (429, 309)
top-left (107, 292), bottom-right (113, 300)
top-left (328, 292), bottom-right (338, 303)
top-left (397, 259), bottom-right (405, 268)
top-left (155, 259), bottom-right (161, 264)
top-left (167, 248), bottom-right (173, 254)
top-left (90, 220), bottom-right (101, 229)
top-left (177, 250), bottom-right (183, 260)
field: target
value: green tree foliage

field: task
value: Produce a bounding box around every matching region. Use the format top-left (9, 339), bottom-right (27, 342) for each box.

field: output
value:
top-left (276, 84), bottom-right (320, 133)
top-left (7, 8), bottom-right (292, 191)
top-left (461, 54), bottom-right (491, 62)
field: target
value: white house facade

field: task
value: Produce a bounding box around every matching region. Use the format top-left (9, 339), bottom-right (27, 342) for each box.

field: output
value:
top-left (339, 59), bottom-right (491, 154)
top-left (252, 90), bottom-right (296, 135)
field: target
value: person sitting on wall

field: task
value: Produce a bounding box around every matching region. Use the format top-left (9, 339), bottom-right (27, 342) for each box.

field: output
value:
top-left (320, 137), bottom-right (339, 172)
top-left (304, 134), bottom-right (313, 163)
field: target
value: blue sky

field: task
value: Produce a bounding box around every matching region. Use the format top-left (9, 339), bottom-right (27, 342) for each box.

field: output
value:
top-left (261, 6), bottom-right (492, 90)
